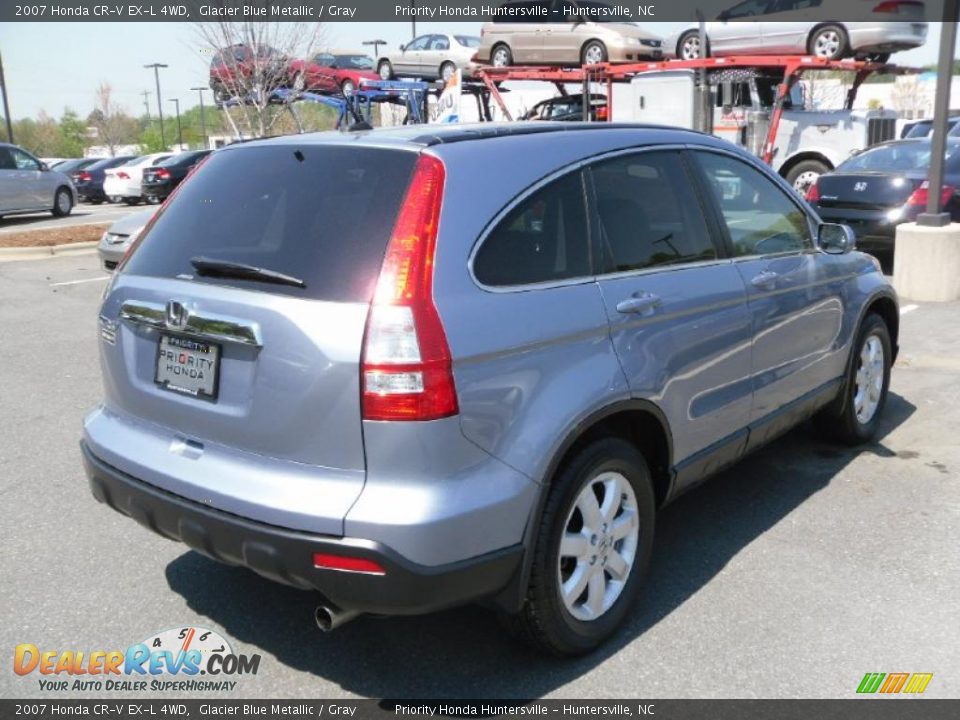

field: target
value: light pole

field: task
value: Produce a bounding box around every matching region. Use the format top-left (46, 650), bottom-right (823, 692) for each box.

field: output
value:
top-left (918, 2), bottom-right (960, 226)
top-left (190, 86), bottom-right (208, 149)
top-left (410, 1), bottom-right (416, 40)
top-left (362, 39), bottom-right (388, 59)
top-left (144, 63), bottom-right (168, 147)
top-left (168, 98), bottom-right (182, 149)
top-left (0, 52), bottom-right (13, 143)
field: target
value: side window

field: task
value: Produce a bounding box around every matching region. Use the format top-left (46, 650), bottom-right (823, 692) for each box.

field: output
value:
top-left (695, 151), bottom-right (812, 256)
top-left (474, 170), bottom-right (590, 287)
top-left (407, 36), bottom-right (430, 51)
top-left (725, 0), bottom-right (772, 18)
top-left (591, 151), bottom-right (717, 274)
top-left (0, 148), bottom-right (16, 170)
top-left (11, 149), bottom-right (40, 171)
top-left (431, 35), bottom-right (450, 51)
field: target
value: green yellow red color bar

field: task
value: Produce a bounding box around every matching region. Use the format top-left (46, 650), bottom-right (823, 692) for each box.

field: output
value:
top-left (857, 672), bottom-right (933, 694)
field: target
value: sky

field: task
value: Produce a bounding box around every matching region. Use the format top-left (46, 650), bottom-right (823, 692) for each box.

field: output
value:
top-left (0, 22), bottom-right (951, 120)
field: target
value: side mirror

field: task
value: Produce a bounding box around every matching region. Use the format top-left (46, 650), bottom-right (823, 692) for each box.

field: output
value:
top-left (818, 223), bottom-right (856, 255)
top-left (718, 10), bottom-right (730, 21)
top-left (399, 43), bottom-right (406, 51)
top-left (39, 162), bottom-right (50, 171)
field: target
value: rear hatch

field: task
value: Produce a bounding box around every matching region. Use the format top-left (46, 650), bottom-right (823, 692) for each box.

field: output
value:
top-left (93, 142), bottom-right (417, 533)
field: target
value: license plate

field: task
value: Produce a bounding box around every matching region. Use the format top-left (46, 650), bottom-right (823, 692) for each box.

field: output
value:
top-left (155, 334), bottom-right (220, 400)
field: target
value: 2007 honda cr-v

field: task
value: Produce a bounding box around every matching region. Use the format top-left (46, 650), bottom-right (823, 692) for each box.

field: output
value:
top-left (84, 123), bottom-right (898, 655)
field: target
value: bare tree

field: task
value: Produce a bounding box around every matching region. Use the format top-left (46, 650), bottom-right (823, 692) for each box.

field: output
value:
top-left (89, 83), bottom-right (137, 156)
top-left (890, 75), bottom-right (931, 119)
top-left (194, 22), bottom-right (326, 138)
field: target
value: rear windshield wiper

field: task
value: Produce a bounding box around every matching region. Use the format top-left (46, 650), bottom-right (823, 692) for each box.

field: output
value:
top-left (189, 257), bottom-right (306, 289)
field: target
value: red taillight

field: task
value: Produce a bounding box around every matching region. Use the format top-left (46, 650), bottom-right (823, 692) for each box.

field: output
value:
top-left (873, 0), bottom-right (910, 11)
top-left (116, 171), bottom-right (130, 179)
top-left (805, 181), bottom-right (820, 203)
top-left (313, 553), bottom-right (385, 575)
top-left (156, 168), bottom-right (171, 180)
top-left (597, 106), bottom-right (609, 121)
top-left (361, 154), bottom-right (458, 422)
top-left (77, 171), bottom-right (91, 182)
top-left (906, 180), bottom-right (955, 208)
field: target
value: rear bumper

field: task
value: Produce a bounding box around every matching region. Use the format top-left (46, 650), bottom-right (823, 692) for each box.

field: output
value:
top-left (848, 24), bottom-right (927, 53)
top-left (816, 205), bottom-right (899, 251)
top-left (82, 441), bottom-right (523, 615)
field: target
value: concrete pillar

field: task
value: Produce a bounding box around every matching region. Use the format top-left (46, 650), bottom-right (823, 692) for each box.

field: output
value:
top-left (893, 222), bottom-right (960, 302)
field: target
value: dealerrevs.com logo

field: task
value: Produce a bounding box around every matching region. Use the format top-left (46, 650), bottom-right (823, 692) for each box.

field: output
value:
top-left (13, 626), bottom-right (261, 693)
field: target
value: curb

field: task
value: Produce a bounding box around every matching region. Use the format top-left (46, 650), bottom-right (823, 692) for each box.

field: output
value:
top-left (0, 241), bottom-right (98, 263)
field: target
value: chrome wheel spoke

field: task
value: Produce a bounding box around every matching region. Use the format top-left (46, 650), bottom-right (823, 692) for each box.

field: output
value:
top-left (563, 564), bottom-right (591, 604)
top-left (577, 489), bottom-right (603, 531)
top-left (560, 531), bottom-right (589, 559)
top-left (586, 569), bottom-right (606, 617)
top-left (611, 511), bottom-right (635, 541)
top-left (606, 550), bottom-right (629, 581)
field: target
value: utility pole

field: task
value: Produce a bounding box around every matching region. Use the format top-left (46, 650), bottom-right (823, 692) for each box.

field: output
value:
top-left (410, 0), bottom-right (416, 40)
top-left (362, 39), bottom-right (388, 59)
top-left (140, 90), bottom-right (151, 118)
top-left (144, 63), bottom-right (168, 147)
top-left (0, 52), bottom-right (13, 144)
top-left (190, 86), bottom-right (208, 150)
top-left (168, 98), bottom-right (182, 149)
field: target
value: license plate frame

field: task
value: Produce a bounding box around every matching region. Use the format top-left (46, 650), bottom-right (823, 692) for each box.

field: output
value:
top-left (154, 334), bottom-right (221, 401)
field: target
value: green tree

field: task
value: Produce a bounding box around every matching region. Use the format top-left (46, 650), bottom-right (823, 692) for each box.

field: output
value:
top-left (57, 108), bottom-right (87, 157)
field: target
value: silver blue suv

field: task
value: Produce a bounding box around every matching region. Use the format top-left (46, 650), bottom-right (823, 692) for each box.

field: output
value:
top-left (83, 124), bottom-right (898, 655)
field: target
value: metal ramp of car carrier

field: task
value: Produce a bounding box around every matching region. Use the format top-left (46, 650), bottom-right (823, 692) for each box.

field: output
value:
top-left (477, 56), bottom-right (919, 165)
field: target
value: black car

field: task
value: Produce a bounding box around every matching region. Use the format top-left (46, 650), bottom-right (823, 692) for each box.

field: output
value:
top-left (141, 150), bottom-right (213, 202)
top-left (807, 138), bottom-right (960, 257)
top-left (74, 156), bottom-right (137, 203)
top-left (52, 158), bottom-right (98, 176)
top-left (522, 93), bottom-right (607, 122)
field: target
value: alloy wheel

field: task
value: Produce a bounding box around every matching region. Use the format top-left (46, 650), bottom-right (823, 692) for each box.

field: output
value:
top-left (557, 471), bottom-right (640, 622)
top-left (854, 335), bottom-right (885, 424)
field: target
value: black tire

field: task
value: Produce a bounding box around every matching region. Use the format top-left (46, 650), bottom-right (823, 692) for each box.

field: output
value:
top-left (808, 24), bottom-right (849, 60)
top-left (440, 61), bottom-right (456, 84)
top-left (581, 40), bottom-right (608, 66)
top-left (868, 52), bottom-right (891, 64)
top-left (108, 195), bottom-right (121, 204)
top-left (815, 314), bottom-right (892, 445)
top-left (51, 186), bottom-right (73, 217)
top-left (89, 198), bottom-right (104, 205)
top-left (491, 43), bottom-right (513, 68)
top-left (340, 79), bottom-right (356, 96)
top-left (677, 30), bottom-right (705, 60)
top-left (123, 197), bottom-right (141, 206)
top-left (502, 437), bottom-right (656, 656)
top-left (377, 59), bottom-right (394, 80)
top-left (785, 159), bottom-right (830, 196)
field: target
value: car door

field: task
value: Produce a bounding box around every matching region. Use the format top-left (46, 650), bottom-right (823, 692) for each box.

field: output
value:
top-left (397, 35), bottom-right (429, 75)
top-left (758, 0), bottom-right (818, 53)
top-left (500, 2), bottom-right (548, 63)
top-left (0, 147), bottom-right (18, 212)
top-left (310, 53), bottom-right (337, 92)
top-left (589, 149), bottom-right (755, 488)
top-left (710, 0), bottom-right (771, 53)
top-left (690, 149), bottom-right (849, 448)
top-left (10, 147), bottom-right (48, 208)
top-left (542, 1), bottom-right (587, 64)
top-left (418, 35), bottom-right (449, 78)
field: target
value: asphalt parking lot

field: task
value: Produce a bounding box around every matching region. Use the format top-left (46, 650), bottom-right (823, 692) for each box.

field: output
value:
top-left (1, 253), bottom-right (958, 700)
top-left (0, 201), bottom-right (148, 234)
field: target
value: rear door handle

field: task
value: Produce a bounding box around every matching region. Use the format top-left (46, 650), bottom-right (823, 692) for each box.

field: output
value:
top-left (616, 292), bottom-right (661, 315)
top-left (750, 270), bottom-right (780, 289)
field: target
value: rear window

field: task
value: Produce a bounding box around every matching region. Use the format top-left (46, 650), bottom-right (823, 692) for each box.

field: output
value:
top-left (839, 142), bottom-right (958, 172)
top-left (123, 145), bottom-right (416, 301)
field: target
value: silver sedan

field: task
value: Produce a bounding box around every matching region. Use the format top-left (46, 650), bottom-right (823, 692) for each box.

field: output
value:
top-left (0, 143), bottom-right (76, 219)
top-left (377, 33), bottom-right (480, 82)
top-left (97, 208), bottom-right (156, 271)
top-left (665, 3), bottom-right (927, 63)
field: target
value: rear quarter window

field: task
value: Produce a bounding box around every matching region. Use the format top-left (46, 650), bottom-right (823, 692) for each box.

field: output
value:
top-left (123, 145), bottom-right (416, 302)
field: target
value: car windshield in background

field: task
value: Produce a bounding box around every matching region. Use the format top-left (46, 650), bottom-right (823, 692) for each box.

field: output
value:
top-left (455, 36), bottom-right (481, 47)
top-left (839, 142), bottom-right (958, 172)
top-left (123, 145), bottom-right (416, 302)
top-left (336, 55), bottom-right (373, 69)
top-left (121, 156), bottom-right (146, 166)
top-left (164, 150), bottom-right (207, 166)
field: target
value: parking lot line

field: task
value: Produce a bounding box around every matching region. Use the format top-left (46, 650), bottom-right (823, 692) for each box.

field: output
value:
top-left (50, 276), bottom-right (109, 287)
top-left (900, 304), bottom-right (919, 315)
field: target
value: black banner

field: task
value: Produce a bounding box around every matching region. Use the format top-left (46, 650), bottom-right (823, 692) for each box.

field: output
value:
top-left (1, 0), bottom-right (952, 23)
top-left (2, 700), bottom-right (959, 720)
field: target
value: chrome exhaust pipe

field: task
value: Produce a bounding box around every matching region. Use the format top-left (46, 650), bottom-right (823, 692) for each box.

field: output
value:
top-left (315, 604), bottom-right (361, 632)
